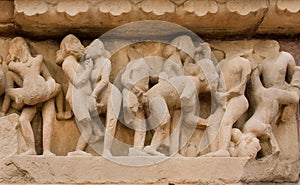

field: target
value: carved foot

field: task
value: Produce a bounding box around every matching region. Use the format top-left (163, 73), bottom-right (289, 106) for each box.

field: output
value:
top-left (143, 146), bottom-right (166, 156)
top-left (19, 149), bottom-right (37, 156)
top-left (43, 150), bottom-right (56, 157)
top-left (102, 149), bottom-right (113, 158)
top-left (128, 147), bottom-right (149, 156)
top-left (56, 111), bottom-right (73, 120)
top-left (203, 150), bottom-right (230, 157)
top-left (67, 150), bottom-right (92, 157)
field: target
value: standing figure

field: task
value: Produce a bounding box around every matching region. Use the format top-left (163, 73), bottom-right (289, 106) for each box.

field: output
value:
top-left (85, 39), bottom-right (121, 157)
top-left (3, 37), bottom-right (60, 156)
top-left (57, 34), bottom-right (102, 156)
top-left (205, 55), bottom-right (251, 157)
top-left (121, 58), bottom-right (151, 156)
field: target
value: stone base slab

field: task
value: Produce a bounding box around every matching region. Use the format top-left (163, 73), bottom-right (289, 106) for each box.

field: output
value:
top-left (0, 156), bottom-right (249, 184)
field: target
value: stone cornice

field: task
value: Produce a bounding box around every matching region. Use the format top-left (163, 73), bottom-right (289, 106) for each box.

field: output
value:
top-left (0, 0), bottom-right (299, 38)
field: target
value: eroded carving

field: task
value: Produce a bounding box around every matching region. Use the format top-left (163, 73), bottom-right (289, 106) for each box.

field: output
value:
top-left (3, 37), bottom-right (59, 156)
top-left (0, 34), bottom-right (298, 164)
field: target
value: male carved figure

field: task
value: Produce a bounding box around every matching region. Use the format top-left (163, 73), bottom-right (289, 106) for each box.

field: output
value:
top-left (256, 40), bottom-right (298, 122)
top-left (143, 63), bottom-right (208, 156)
top-left (121, 58), bottom-right (151, 156)
top-left (57, 34), bottom-right (102, 156)
top-left (4, 37), bottom-right (60, 156)
top-left (85, 39), bottom-right (121, 157)
top-left (243, 66), bottom-right (299, 155)
top-left (205, 54), bottom-right (251, 157)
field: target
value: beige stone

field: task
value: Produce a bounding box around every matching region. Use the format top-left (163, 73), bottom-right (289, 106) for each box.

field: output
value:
top-left (0, 1), bottom-right (14, 23)
top-left (1, 156), bottom-right (248, 184)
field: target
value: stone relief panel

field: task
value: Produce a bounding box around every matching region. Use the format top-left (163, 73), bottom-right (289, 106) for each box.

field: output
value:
top-left (0, 33), bottom-right (299, 183)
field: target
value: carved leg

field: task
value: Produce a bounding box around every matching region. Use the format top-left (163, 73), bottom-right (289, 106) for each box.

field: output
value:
top-left (169, 109), bottom-right (181, 156)
top-left (103, 89), bottom-right (121, 157)
top-left (56, 89), bottom-right (72, 120)
top-left (18, 106), bottom-right (37, 156)
top-left (1, 71), bottom-right (23, 115)
top-left (205, 95), bottom-right (249, 157)
top-left (128, 109), bottom-right (147, 156)
top-left (68, 118), bottom-right (93, 156)
top-left (144, 121), bottom-right (170, 156)
top-left (206, 107), bottom-right (224, 153)
top-left (181, 95), bottom-right (207, 129)
top-left (42, 98), bottom-right (56, 156)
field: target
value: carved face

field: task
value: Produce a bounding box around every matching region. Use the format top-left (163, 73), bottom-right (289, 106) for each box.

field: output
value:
top-left (85, 39), bottom-right (104, 60)
top-left (8, 37), bottom-right (30, 63)
top-left (56, 34), bottom-right (84, 64)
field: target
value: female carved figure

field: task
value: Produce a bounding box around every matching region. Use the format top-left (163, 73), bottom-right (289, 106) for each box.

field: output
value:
top-left (56, 34), bottom-right (102, 156)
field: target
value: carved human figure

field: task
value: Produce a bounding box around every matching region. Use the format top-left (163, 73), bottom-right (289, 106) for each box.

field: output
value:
top-left (243, 67), bottom-right (299, 155)
top-left (160, 35), bottom-right (196, 79)
top-left (85, 39), bottom-right (121, 157)
top-left (256, 40), bottom-right (298, 122)
top-left (205, 55), bottom-right (251, 157)
top-left (57, 34), bottom-right (102, 156)
top-left (143, 63), bottom-right (208, 156)
top-left (121, 58), bottom-right (151, 156)
top-left (3, 37), bottom-right (59, 156)
top-left (228, 128), bottom-right (261, 158)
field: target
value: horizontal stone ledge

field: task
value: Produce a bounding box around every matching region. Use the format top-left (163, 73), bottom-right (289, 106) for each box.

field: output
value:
top-left (4, 0), bottom-right (291, 38)
top-left (0, 0), bottom-right (298, 38)
top-left (1, 156), bottom-right (248, 184)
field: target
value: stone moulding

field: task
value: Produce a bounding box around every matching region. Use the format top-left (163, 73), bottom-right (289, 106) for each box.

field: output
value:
top-left (0, 0), bottom-right (296, 37)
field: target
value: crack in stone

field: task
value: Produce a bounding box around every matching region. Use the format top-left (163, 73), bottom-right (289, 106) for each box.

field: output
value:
top-left (5, 161), bottom-right (35, 183)
top-left (252, 0), bottom-right (270, 34)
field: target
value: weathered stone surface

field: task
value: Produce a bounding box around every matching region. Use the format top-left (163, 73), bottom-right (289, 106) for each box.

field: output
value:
top-left (0, 1), bottom-right (14, 23)
top-left (0, 114), bottom-right (19, 159)
top-left (258, 0), bottom-right (300, 35)
top-left (1, 156), bottom-right (248, 184)
top-left (2, 0), bottom-right (300, 37)
top-left (12, 0), bottom-right (268, 38)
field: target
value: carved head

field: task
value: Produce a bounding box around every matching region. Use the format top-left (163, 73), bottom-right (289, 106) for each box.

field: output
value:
top-left (170, 35), bottom-right (195, 58)
top-left (85, 39), bottom-right (105, 60)
top-left (7, 37), bottom-right (31, 63)
top-left (56, 34), bottom-right (85, 65)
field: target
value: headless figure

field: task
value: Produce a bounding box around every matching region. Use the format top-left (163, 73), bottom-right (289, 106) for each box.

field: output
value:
top-left (243, 68), bottom-right (299, 156)
top-left (121, 58), bottom-right (150, 156)
top-left (205, 55), bottom-right (251, 157)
